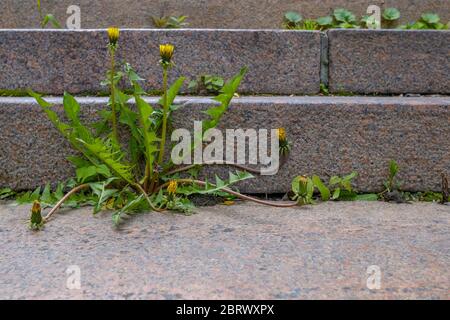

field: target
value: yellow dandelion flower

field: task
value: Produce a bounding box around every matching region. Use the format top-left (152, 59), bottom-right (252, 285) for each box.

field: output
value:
top-left (30, 200), bottom-right (43, 230)
top-left (107, 27), bottom-right (120, 46)
top-left (167, 180), bottom-right (178, 195)
top-left (159, 43), bottom-right (174, 64)
top-left (31, 200), bottom-right (41, 216)
top-left (277, 128), bottom-right (286, 141)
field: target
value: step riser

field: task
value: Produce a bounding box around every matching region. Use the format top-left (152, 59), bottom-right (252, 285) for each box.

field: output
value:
top-left (0, 29), bottom-right (321, 95)
top-left (328, 30), bottom-right (450, 94)
top-left (2, 0), bottom-right (449, 29)
top-left (1, 30), bottom-right (448, 95)
top-left (1, 96), bottom-right (449, 193)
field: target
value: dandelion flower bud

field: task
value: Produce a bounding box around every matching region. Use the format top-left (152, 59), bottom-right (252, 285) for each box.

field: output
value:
top-left (159, 44), bottom-right (174, 65)
top-left (167, 180), bottom-right (178, 195)
top-left (30, 200), bottom-right (43, 230)
top-left (277, 128), bottom-right (286, 141)
top-left (107, 27), bottom-right (120, 46)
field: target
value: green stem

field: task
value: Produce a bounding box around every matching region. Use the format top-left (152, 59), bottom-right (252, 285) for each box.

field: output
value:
top-left (134, 183), bottom-right (162, 212)
top-left (38, 11), bottom-right (44, 28)
top-left (110, 47), bottom-right (118, 143)
top-left (158, 65), bottom-right (169, 164)
top-left (155, 179), bottom-right (298, 208)
top-left (37, 1), bottom-right (44, 28)
top-left (143, 163), bottom-right (151, 192)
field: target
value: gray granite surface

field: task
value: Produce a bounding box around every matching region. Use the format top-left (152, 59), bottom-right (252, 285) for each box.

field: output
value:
top-left (2, 0), bottom-right (449, 29)
top-left (1, 96), bottom-right (449, 193)
top-left (328, 30), bottom-right (450, 94)
top-left (0, 29), bottom-right (321, 95)
top-left (0, 201), bottom-right (448, 299)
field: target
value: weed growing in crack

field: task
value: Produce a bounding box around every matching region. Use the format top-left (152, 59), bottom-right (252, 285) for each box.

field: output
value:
top-left (26, 28), bottom-right (299, 229)
top-left (151, 15), bottom-right (189, 28)
top-left (36, 0), bottom-right (61, 28)
top-left (282, 8), bottom-right (448, 30)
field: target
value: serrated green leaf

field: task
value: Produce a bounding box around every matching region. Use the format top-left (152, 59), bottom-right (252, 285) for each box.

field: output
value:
top-left (115, 89), bottom-right (132, 106)
top-left (67, 156), bottom-right (91, 169)
top-left (329, 176), bottom-right (341, 186)
top-left (154, 189), bottom-right (164, 205)
top-left (389, 160), bottom-right (398, 179)
top-left (0, 188), bottom-right (14, 200)
top-left (28, 91), bottom-right (72, 139)
top-left (124, 63), bottom-right (145, 83)
top-left (40, 183), bottom-right (54, 205)
top-left (312, 175), bottom-right (330, 201)
top-left (215, 175), bottom-right (226, 188)
top-left (27, 90), bottom-right (53, 107)
top-left (54, 183), bottom-right (65, 200)
top-left (89, 178), bottom-right (119, 214)
top-left (332, 188), bottom-right (341, 200)
top-left (158, 77), bottom-right (185, 109)
top-left (136, 95), bottom-right (153, 125)
top-left (112, 194), bottom-right (145, 225)
top-left (119, 104), bottom-right (144, 169)
top-left (78, 138), bottom-right (134, 184)
top-left (76, 165), bottom-right (112, 183)
top-left (177, 170), bottom-right (253, 196)
top-left (342, 171), bottom-right (357, 186)
top-left (135, 95), bottom-right (160, 170)
top-left (203, 67), bottom-right (247, 132)
top-left (29, 187), bottom-right (41, 202)
top-left (63, 92), bottom-right (80, 124)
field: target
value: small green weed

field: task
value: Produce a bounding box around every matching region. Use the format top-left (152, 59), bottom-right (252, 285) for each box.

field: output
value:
top-left (151, 15), bottom-right (189, 28)
top-left (188, 75), bottom-right (225, 94)
top-left (37, 0), bottom-right (61, 28)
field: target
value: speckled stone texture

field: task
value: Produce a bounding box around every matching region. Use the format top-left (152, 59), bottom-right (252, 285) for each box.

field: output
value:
top-left (1, 96), bottom-right (449, 193)
top-left (0, 202), bottom-right (448, 299)
top-left (2, 0), bottom-right (449, 29)
top-left (328, 30), bottom-right (450, 94)
top-left (0, 29), bottom-right (321, 95)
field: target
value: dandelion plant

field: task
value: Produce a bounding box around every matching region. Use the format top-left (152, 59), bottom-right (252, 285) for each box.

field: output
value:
top-left (28, 28), bottom-right (295, 229)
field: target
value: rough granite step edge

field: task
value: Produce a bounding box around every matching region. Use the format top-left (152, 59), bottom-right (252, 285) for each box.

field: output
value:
top-left (0, 95), bottom-right (449, 193)
top-left (328, 29), bottom-right (450, 95)
top-left (0, 29), bottom-right (321, 95)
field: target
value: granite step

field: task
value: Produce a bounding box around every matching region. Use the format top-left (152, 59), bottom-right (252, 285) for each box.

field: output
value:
top-left (0, 29), bottom-right (321, 95)
top-left (1, 95), bottom-right (449, 193)
top-left (2, 0), bottom-right (449, 29)
top-left (1, 29), bottom-right (449, 96)
top-left (327, 30), bottom-right (450, 95)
